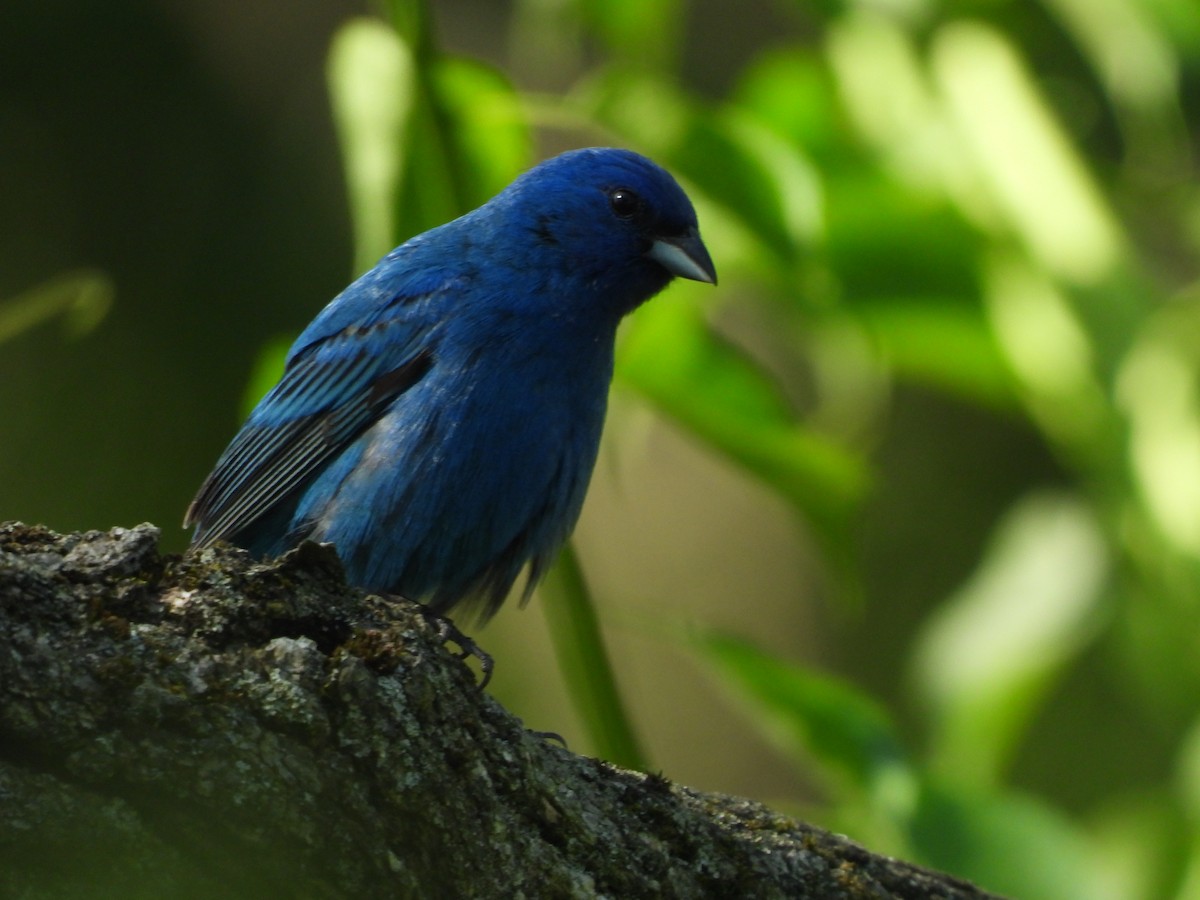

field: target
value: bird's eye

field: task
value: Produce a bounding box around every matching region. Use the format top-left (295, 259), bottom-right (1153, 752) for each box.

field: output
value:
top-left (608, 188), bottom-right (642, 219)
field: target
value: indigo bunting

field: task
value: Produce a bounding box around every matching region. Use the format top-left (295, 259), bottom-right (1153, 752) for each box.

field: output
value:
top-left (186, 147), bottom-right (715, 629)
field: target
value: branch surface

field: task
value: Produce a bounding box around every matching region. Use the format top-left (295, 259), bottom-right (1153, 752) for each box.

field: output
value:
top-left (0, 523), bottom-right (1001, 899)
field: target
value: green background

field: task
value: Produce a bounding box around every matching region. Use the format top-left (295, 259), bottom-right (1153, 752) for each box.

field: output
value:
top-left (4, 1), bottom-right (1200, 897)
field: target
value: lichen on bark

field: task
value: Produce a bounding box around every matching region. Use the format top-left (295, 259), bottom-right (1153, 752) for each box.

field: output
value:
top-left (0, 523), bottom-right (1000, 899)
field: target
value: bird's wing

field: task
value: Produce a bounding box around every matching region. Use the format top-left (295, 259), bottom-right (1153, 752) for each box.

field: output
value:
top-left (185, 291), bottom-right (440, 550)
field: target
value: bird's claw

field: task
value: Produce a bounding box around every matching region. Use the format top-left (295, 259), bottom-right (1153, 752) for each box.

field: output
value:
top-left (421, 608), bottom-right (494, 689)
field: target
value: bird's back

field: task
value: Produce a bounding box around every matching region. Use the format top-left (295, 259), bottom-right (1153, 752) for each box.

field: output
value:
top-left (186, 146), bottom-right (715, 621)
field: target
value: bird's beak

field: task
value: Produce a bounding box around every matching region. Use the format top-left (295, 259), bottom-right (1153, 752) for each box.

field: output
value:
top-left (646, 228), bottom-right (717, 285)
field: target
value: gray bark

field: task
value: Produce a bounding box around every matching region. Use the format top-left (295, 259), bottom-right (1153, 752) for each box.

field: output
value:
top-left (0, 523), bottom-right (1000, 899)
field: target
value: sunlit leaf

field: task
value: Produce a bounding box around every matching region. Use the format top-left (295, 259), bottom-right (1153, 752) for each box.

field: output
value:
top-left (0, 270), bottom-right (113, 344)
top-left (330, 14), bottom-right (530, 263)
top-left (826, 10), bottom-right (957, 195)
top-left (328, 18), bottom-right (415, 273)
top-left (984, 252), bottom-right (1115, 460)
top-left (1117, 307), bottom-right (1200, 556)
top-left (1044, 0), bottom-right (1179, 111)
top-left (912, 493), bottom-right (1108, 784)
top-left (931, 21), bottom-right (1125, 284)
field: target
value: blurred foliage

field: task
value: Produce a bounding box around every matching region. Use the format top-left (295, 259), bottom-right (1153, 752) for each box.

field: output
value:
top-left (322, 0), bottom-right (1200, 896)
top-left (0, 271), bottom-right (112, 345)
top-left (539, 543), bottom-right (647, 770)
top-left (5, 0), bottom-right (1199, 895)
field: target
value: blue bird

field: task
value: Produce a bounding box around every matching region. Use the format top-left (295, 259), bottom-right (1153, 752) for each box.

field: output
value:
top-left (185, 147), bottom-right (715, 637)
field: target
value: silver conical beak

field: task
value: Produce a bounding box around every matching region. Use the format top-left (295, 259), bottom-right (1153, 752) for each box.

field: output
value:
top-left (646, 228), bottom-right (717, 285)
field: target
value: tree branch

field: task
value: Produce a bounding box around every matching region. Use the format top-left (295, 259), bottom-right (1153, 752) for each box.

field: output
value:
top-left (0, 523), bottom-right (999, 899)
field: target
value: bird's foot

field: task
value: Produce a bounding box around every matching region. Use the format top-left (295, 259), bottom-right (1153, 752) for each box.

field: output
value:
top-left (419, 607), bottom-right (494, 689)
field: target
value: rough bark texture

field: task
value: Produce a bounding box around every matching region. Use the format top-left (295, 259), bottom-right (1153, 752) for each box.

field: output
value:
top-left (0, 523), bottom-right (1001, 899)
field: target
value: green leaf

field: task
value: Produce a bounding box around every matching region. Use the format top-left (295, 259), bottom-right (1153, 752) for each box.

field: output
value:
top-left (1046, 0), bottom-right (1180, 115)
top-left (379, 0), bottom-right (435, 50)
top-left (392, 104), bottom-right (465, 244)
top-left (392, 46), bottom-right (530, 245)
top-left (330, 12), bottom-right (530, 263)
top-left (911, 780), bottom-right (1102, 900)
top-left (733, 47), bottom-right (842, 159)
top-left (328, 18), bottom-right (416, 273)
top-left (1118, 302), bottom-right (1200, 558)
top-left (0, 270), bottom-right (113, 344)
top-left (693, 631), bottom-right (916, 815)
top-left (855, 297), bottom-right (1016, 409)
top-left (431, 57), bottom-right (531, 207)
top-left (1087, 787), bottom-right (1195, 900)
top-left (823, 172), bottom-right (981, 302)
top-left (581, 72), bottom-right (821, 269)
top-left (1142, 0), bottom-right (1200, 50)
top-left (983, 252), bottom-right (1117, 462)
top-left (539, 544), bottom-right (648, 771)
top-left (240, 335), bottom-right (292, 418)
top-left (671, 113), bottom-right (820, 268)
top-left (617, 295), bottom-right (868, 555)
top-left (930, 21), bottom-right (1124, 285)
top-left (912, 493), bottom-right (1108, 785)
top-left (581, 0), bottom-right (684, 71)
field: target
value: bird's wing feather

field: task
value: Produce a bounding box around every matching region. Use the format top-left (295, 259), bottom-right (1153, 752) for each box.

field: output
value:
top-left (185, 289), bottom-right (440, 549)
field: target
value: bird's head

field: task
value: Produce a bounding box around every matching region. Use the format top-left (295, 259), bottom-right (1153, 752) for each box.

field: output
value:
top-left (496, 148), bottom-right (716, 318)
